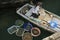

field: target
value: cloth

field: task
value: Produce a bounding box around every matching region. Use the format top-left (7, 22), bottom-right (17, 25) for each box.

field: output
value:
top-left (32, 6), bottom-right (40, 15)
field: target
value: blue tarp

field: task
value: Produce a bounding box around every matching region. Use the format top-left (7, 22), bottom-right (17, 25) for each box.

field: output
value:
top-left (49, 20), bottom-right (57, 28)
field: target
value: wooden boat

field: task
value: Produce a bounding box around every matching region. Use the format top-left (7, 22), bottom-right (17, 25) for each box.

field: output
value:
top-left (42, 32), bottom-right (60, 40)
top-left (17, 4), bottom-right (60, 33)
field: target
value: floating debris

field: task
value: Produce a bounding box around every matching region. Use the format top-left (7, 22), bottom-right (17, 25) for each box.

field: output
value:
top-left (16, 28), bottom-right (25, 37)
top-left (7, 25), bottom-right (19, 34)
top-left (22, 32), bottom-right (33, 40)
top-left (31, 27), bottom-right (41, 37)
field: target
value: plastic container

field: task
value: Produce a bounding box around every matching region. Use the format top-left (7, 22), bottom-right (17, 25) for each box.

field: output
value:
top-left (7, 25), bottom-right (19, 34)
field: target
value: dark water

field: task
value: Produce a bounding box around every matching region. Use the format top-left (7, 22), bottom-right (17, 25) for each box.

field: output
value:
top-left (1, 0), bottom-right (60, 40)
top-left (42, 0), bottom-right (60, 15)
